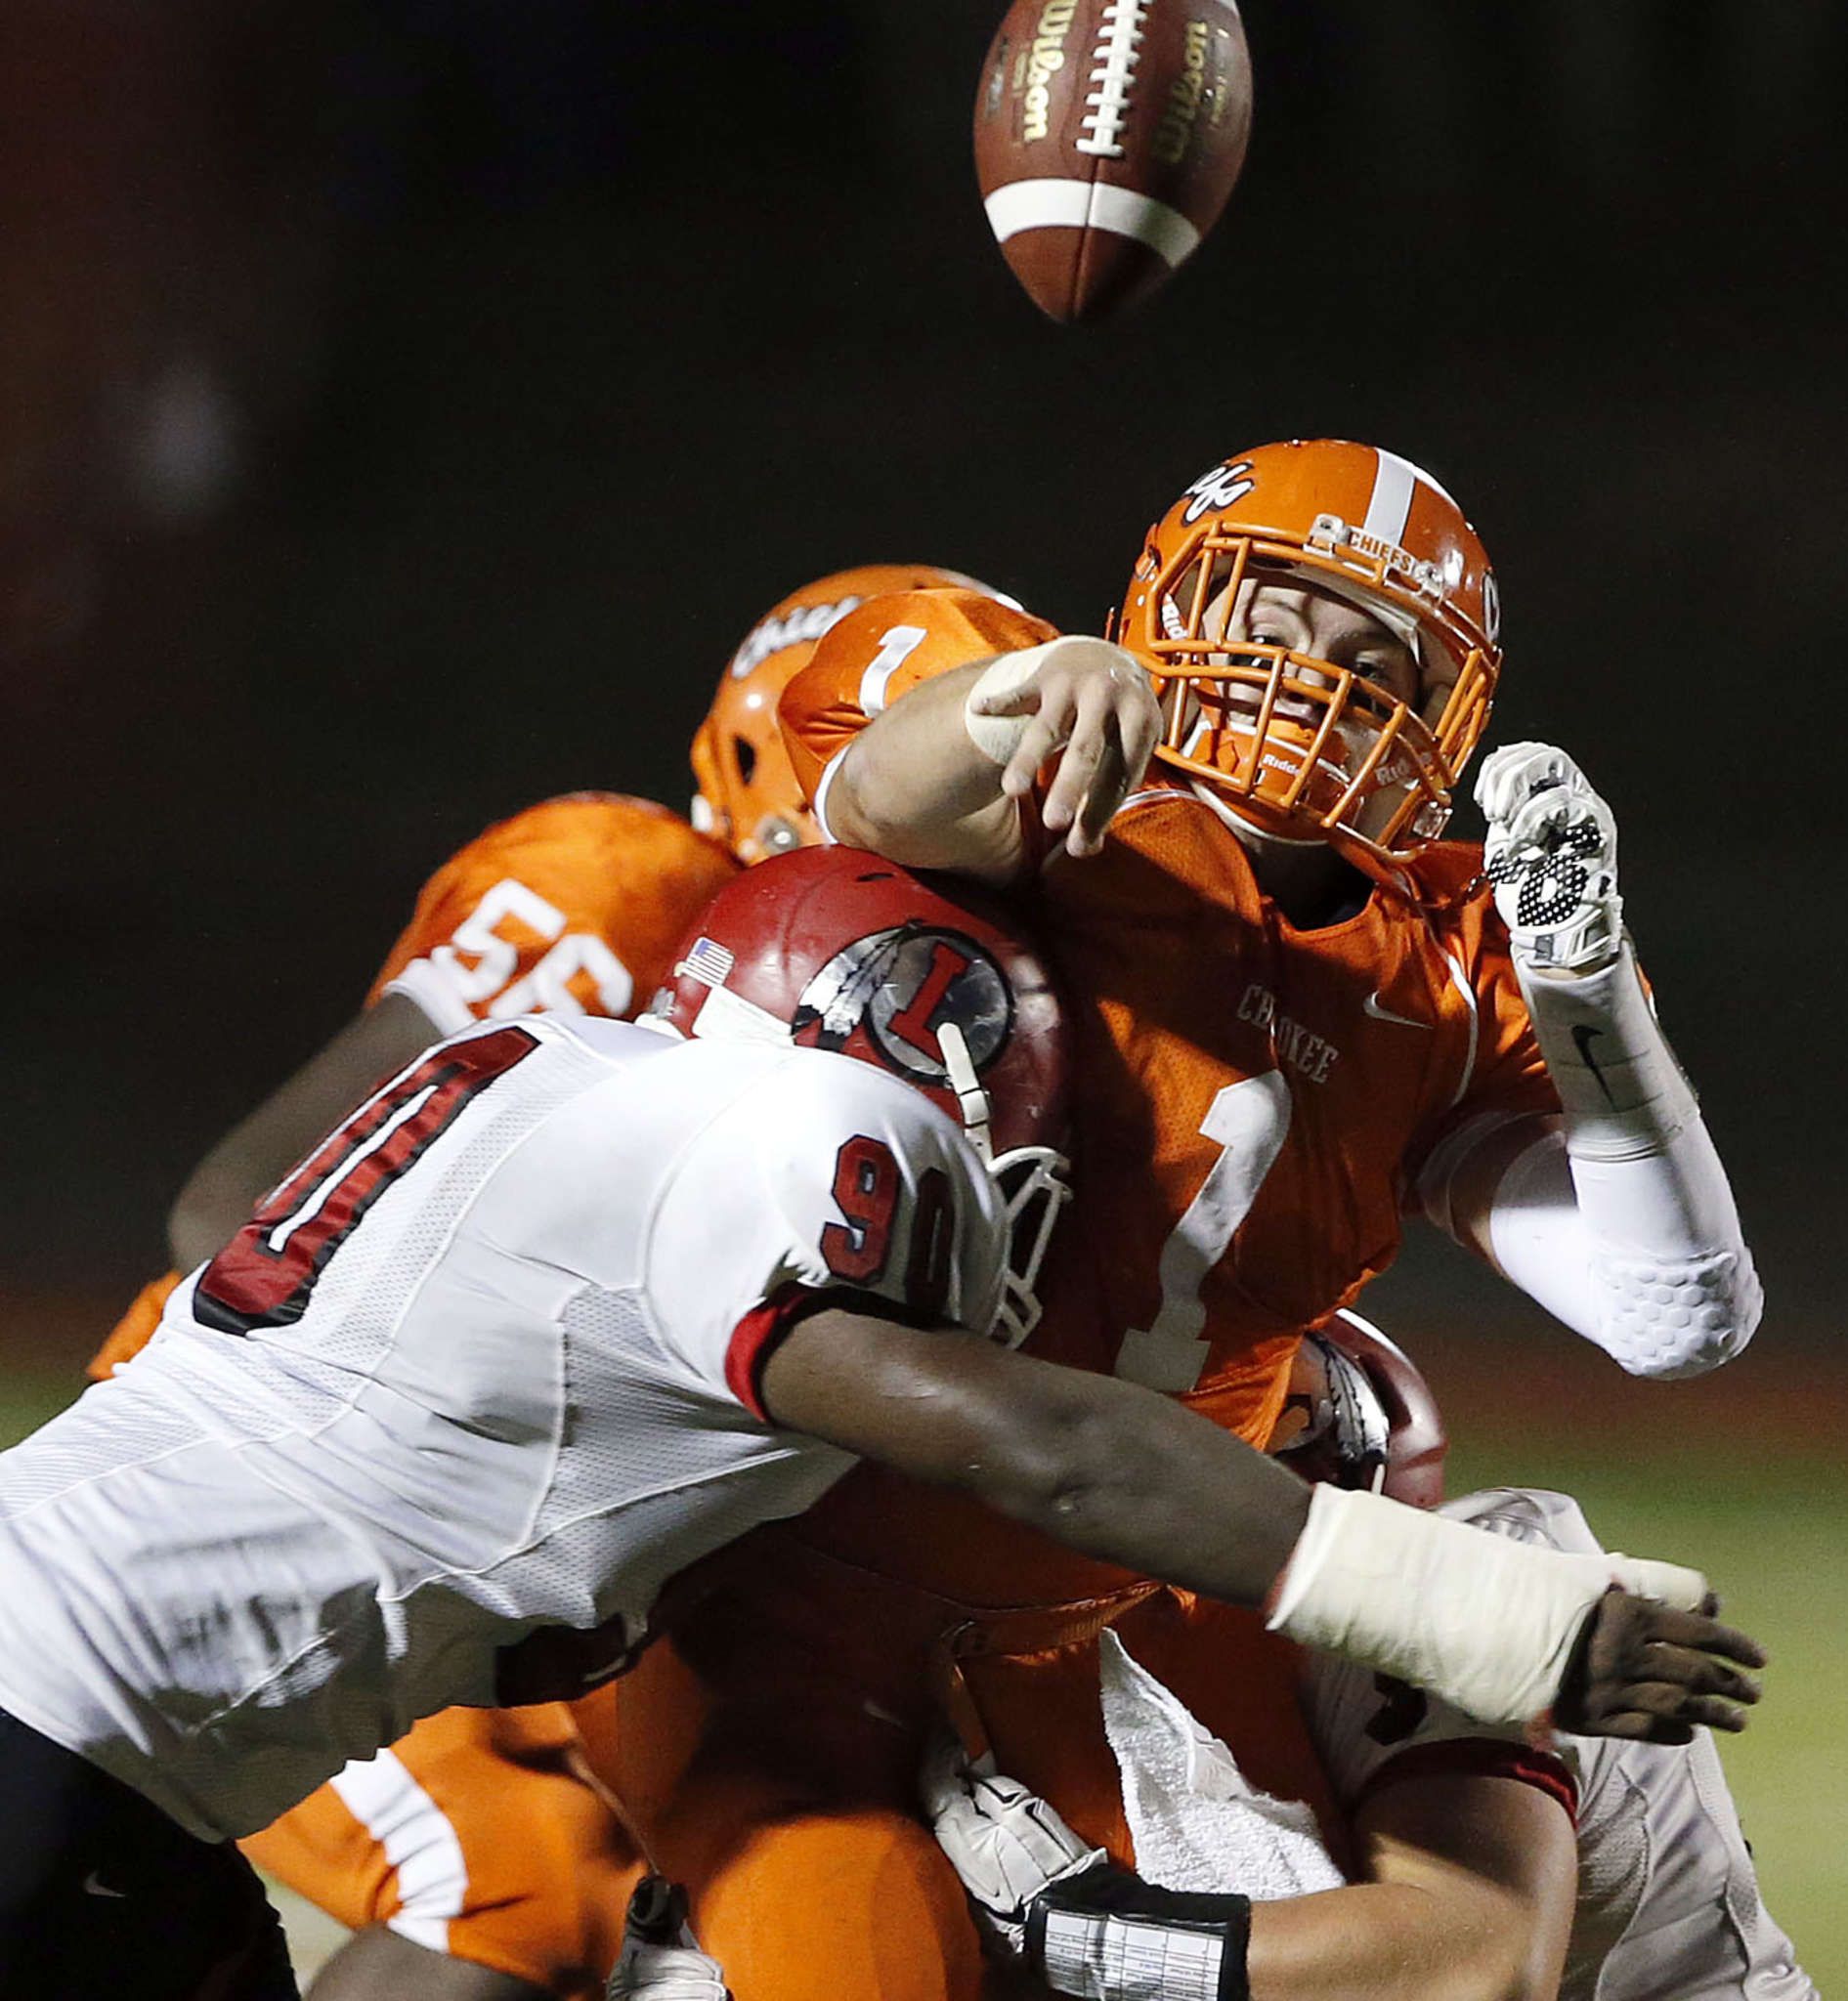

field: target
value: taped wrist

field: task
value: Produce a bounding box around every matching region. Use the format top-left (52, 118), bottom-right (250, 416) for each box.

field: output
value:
top-left (1266, 1484), bottom-right (1704, 1727)
top-left (962, 643), bottom-right (1076, 766)
top-left (1514, 941), bottom-right (1697, 1162)
top-left (1025, 1862), bottom-right (1251, 2001)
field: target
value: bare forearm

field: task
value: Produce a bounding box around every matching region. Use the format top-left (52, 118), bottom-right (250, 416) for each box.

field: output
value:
top-left (1247, 1883), bottom-right (1538, 2001)
top-left (766, 1317), bottom-right (1309, 1605)
top-left (829, 661), bottom-right (1025, 879)
top-left (968, 1775), bottom-right (1571, 2001)
top-left (976, 1372), bottom-right (1311, 1604)
top-left (826, 633), bottom-right (1162, 875)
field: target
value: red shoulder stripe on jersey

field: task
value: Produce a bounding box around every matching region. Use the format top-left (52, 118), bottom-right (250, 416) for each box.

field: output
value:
top-left (725, 1281), bottom-right (837, 1422)
top-left (1353, 1735), bottom-right (1579, 1826)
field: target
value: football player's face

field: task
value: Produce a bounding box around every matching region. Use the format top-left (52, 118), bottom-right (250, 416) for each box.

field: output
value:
top-left (1225, 577), bottom-right (1432, 709)
top-left (1189, 572), bottom-right (1458, 846)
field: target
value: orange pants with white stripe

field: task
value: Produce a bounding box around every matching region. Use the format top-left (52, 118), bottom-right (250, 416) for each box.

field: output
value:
top-left (238, 1703), bottom-right (643, 2000)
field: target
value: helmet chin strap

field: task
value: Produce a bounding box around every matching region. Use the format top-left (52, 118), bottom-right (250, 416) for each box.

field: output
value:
top-left (1186, 781), bottom-right (1325, 851)
top-left (934, 1021), bottom-right (995, 1164)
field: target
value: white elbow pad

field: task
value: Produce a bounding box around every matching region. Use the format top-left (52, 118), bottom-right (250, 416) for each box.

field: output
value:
top-left (1494, 941), bottom-right (1762, 1377)
top-left (1268, 1484), bottom-right (1706, 1729)
top-left (1584, 1240), bottom-right (1761, 1382)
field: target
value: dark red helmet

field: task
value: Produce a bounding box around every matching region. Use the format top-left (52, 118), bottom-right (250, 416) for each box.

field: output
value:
top-left (1271, 1307), bottom-right (1447, 1509)
top-left (650, 846), bottom-right (1071, 1343)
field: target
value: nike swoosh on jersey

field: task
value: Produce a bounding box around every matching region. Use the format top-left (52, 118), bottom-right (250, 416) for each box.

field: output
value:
top-left (83, 1871), bottom-right (126, 1899)
top-left (1362, 992), bottom-right (1429, 1031)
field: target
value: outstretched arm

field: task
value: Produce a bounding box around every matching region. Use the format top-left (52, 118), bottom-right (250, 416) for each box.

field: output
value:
top-left (1429, 744), bottom-right (1760, 1380)
top-left (761, 1308), bottom-right (1763, 1742)
top-left (817, 637), bottom-right (1161, 881)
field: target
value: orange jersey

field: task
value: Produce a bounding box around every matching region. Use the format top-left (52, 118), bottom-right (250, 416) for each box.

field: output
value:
top-left (370, 791), bottom-right (738, 1028)
top-left (777, 588), bottom-right (1059, 835)
top-left (775, 597), bottom-right (1559, 1614)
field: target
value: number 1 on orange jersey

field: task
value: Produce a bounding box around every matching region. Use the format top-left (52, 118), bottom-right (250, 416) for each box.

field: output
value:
top-left (1115, 1072), bottom-right (1292, 1392)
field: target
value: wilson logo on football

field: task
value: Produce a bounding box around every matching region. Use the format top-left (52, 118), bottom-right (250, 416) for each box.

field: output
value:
top-left (793, 927), bottom-right (1013, 1086)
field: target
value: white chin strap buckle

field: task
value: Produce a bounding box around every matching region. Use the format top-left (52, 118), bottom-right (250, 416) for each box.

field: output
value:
top-left (936, 1021), bottom-right (995, 1163)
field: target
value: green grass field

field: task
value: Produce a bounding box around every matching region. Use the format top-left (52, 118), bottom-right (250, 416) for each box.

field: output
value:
top-left (1441, 1428), bottom-right (1846, 1990)
top-left (2, 1327), bottom-right (1842, 1991)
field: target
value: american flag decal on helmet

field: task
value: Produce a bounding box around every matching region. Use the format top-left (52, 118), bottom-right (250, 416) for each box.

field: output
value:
top-left (678, 937), bottom-right (736, 990)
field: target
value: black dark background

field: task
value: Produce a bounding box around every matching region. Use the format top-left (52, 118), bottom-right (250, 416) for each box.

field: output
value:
top-left (4, 1), bottom-right (1844, 1357)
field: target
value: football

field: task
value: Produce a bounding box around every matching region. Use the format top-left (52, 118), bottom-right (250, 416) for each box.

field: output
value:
top-left (973, 0), bottom-right (1254, 322)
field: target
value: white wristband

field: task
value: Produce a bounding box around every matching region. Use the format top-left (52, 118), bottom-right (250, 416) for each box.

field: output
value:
top-left (962, 642), bottom-right (1078, 766)
top-left (1516, 941), bottom-right (1698, 1162)
top-left (1268, 1484), bottom-right (1707, 1727)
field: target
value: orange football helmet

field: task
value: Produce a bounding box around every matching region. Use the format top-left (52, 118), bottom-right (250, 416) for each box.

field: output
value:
top-left (1117, 440), bottom-right (1501, 871)
top-left (693, 564), bottom-right (1015, 867)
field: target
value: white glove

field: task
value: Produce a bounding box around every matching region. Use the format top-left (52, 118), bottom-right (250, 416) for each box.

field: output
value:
top-left (1476, 742), bottom-right (1621, 973)
top-left (606, 1948), bottom-right (729, 2001)
top-left (921, 1730), bottom-right (1108, 1958)
top-left (607, 1878), bottom-right (729, 2001)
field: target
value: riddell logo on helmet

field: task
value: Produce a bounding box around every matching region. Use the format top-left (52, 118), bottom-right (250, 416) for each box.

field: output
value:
top-left (1180, 461), bottom-right (1256, 526)
top-left (794, 927), bottom-right (1013, 1086)
top-left (729, 598), bottom-right (863, 679)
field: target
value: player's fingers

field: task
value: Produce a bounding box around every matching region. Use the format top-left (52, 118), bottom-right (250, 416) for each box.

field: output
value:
top-left (1001, 695), bottom-right (1075, 801)
top-left (1642, 1606), bottom-right (1768, 1670)
top-left (1679, 1695), bottom-right (1753, 1735)
top-left (1640, 1645), bottom-right (1762, 1707)
top-left (1591, 1710), bottom-right (1696, 1747)
top-left (1602, 1678), bottom-right (1754, 1737)
top-left (969, 668), bottom-right (1048, 717)
top-left (1113, 678), bottom-right (1161, 792)
top-left (1042, 704), bottom-right (1111, 837)
top-left (920, 1732), bottom-right (973, 1814)
top-left (1065, 685), bottom-right (1137, 851)
top-left (1071, 764), bottom-right (1127, 852)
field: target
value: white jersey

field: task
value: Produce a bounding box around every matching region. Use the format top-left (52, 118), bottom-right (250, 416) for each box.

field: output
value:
top-left (1304, 1488), bottom-right (1813, 2001)
top-left (0, 1017), bottom-right (1006, 1843)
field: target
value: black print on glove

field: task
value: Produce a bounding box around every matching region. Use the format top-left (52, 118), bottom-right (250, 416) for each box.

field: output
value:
top-left (1485, 816), bottom-right (1603, 927)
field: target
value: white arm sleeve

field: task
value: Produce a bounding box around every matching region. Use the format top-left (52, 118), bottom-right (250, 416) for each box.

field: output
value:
top-left (1442, 944), bottom-right (1761, 1379)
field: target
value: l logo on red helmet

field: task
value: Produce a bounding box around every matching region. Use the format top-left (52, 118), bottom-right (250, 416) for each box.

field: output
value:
top-left (795, 927), bottom-right (1012, 1085)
